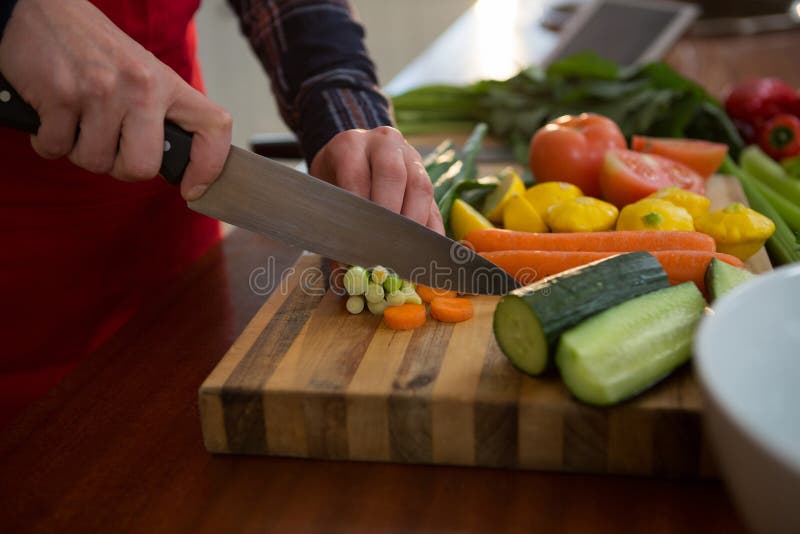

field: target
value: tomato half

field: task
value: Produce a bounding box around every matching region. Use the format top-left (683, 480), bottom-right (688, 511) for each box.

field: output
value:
top-left (600, 149), bottom-right (705, 208)
top-left (529, 113), bottom-right (626, 197)
top-left (631, 136), bottom-right (728, 179)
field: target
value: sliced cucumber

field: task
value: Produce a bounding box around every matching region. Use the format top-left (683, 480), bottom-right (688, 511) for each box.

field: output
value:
top-left (556, 283), bottom-right (706, 406)
top-left (493, 252), bottom-right (669, 375)
top-left (705, 257), bottom-right (755, 302)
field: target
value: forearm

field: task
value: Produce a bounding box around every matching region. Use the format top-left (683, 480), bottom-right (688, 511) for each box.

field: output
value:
top-left (228, 0), bottom-right (393, 163)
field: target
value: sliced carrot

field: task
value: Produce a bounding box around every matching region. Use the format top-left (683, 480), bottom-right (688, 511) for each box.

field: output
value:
top-left (481, 250), bottom-right (745, 294)
top-left (383, 304), bottom-right (427, 330)
top-left (430, 297), bottom-right (474, 323)
top-left (416, 284), bottom-right (458, 303)
top-left (465, 229), bottom-right (716, 253)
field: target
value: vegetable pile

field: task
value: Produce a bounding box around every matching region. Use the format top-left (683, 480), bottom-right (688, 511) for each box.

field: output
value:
top-left (394, 52), bottom-right (744, 162)
top-left (341, 265), bottom-right (473, 330)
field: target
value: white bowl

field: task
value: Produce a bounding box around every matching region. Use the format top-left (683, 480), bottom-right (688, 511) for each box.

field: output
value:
top-left (695, 264), bottom-right (800, 534)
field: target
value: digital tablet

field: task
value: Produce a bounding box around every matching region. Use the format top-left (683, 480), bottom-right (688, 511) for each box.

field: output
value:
top-left (544, 0), bottom-right (701, 66)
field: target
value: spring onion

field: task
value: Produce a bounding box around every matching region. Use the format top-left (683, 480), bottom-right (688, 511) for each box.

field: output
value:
top-left (346, 295), bottom-right (365, 314)
top-left (371, 266), bottom-right (389, 285)
top-left (343, 266), bottom-right (369, 296)
top-left (365, 283), bottom-right (385, 304)
top-left (385, 291), bottom-right (406, 307)
top-left (367, 300), bottom-right (387, 315)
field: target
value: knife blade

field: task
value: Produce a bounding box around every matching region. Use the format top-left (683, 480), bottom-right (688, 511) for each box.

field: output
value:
top-left (0, 74), bottom-right (518, 295)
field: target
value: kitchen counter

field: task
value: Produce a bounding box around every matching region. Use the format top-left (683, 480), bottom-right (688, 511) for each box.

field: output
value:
top-left (2, 3), bottom-right (798, 532)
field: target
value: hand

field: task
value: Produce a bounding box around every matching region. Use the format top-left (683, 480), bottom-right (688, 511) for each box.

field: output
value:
top-left (310, 126), bottom-right (445, 234)
top-left (0, 0), bottom-right (232, 200)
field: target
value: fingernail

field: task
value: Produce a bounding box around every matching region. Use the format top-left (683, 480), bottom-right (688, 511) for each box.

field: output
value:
top-left (186, 184), bottom-right (208, 201)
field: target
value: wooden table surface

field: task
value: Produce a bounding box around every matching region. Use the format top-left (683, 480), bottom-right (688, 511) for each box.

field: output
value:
top-left (3, 4), bottom-right (799, 532)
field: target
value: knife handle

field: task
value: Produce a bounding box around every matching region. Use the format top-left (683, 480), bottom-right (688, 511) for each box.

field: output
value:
top-left (0, 72), bottom-right (192, 185)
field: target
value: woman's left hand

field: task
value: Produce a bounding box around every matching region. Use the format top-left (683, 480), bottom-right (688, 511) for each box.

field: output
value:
top-left (310, 126), bottom-right (444, 235)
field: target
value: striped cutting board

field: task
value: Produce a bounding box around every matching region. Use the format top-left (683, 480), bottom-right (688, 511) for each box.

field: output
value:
top-left (199, 175), bottom-right (771, 477)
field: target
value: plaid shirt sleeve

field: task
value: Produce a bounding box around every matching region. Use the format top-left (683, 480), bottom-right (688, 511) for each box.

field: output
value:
top-left (227, 0), bottom-right (395, 164)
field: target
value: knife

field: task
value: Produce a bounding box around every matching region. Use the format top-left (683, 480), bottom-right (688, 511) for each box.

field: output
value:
top-left (0, 74), bottom-right (517, 295)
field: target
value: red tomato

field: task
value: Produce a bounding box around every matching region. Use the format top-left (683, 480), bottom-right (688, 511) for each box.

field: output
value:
top-left (631, 136), bottom-right (728, 179)
top-left (529, 113), bottom-right (626, 197)
top-left (600, 149), bottom-right (705, 208)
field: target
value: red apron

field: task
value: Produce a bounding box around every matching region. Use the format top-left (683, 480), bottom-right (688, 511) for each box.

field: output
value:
top-left (0, 0), bottom-right (219, 427)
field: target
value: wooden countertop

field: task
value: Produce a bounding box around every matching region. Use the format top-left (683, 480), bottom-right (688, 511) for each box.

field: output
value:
top-left (3, 4), bottom-right (799, 532)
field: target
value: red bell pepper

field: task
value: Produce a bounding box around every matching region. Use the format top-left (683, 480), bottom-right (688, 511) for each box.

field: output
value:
top-left (725, 78), bottom-right (800, 143)
top-left (759, 114), bottom-right (800, 159)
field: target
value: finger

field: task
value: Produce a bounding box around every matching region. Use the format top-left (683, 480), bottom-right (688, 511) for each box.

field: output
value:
top-left (427, 199), bottom-right (446, 235)
top-left (317, 131), bottom-right (371, 199)
top-left (166, 81), bottom-right (232, 201)
top-left (68, 101), bottom-right (123, 176)
top-left (368, 143), bottom-right (407, 214)
top-left (30, 105), bottom-right (79, 160)
top-left (110, 105), bottom-right (165, 182)
top-left (399, 147), bottom-right (434, 226)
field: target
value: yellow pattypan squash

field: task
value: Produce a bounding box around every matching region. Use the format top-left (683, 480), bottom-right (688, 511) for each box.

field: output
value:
top-left (616, 198), bottom-right (694, 231)
top-left (524, 181), bottom-right (583, 218)
top-left (694, 202), bottom-right (776, 260)
top-left (546, 196), bottom-right (618, 233)
top-left (648, 187), bottom-right (711, 219)
top-left (503, 194), bottom-right (548, 233)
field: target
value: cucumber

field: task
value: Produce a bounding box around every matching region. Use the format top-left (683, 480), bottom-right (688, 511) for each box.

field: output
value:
top-left (705, 257), bottom-right (755, 302)
top-left (493, 252), bottom-right (669, 375)
top-left (556, 283), bottom-right (706, 406)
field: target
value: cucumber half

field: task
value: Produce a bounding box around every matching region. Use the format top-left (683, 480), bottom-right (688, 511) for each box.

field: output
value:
top-left (493, 252), bottom-right (669, 375)
top-left (705, 257), bottom-right (755, 302)
top-left (556, 282), bottom-right (706, 406)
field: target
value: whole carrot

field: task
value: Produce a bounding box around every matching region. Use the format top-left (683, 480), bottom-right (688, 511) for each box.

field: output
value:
top-left (465, 229), bottom-right (716, 253)
top-left (481, 250), bottom-right (745, 293)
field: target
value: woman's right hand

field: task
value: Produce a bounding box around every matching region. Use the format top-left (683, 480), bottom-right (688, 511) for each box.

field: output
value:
top-left (0, 0), bottom-right (232, 200)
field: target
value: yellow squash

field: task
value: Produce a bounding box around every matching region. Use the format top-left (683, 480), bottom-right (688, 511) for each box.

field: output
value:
top-left (694, 202), bottom-right (776, 260)
top-left (524, 181), bottom-right (583, 218)
top-left (546, 196), bottom-right (618, 233)
top-left (648, 187), bottom-right (711, 219)
top-left (450, 198), bottom-right (494, 241)
top-left (482, 167), bottom-right (526, 223)
top-left (616, 198), bottom-right (694, 231)
top-left (502, 194), bottom-right (548, 233)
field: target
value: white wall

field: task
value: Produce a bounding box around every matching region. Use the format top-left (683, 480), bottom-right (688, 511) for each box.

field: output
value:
top-left (194, 0), bottom-right (472, 147)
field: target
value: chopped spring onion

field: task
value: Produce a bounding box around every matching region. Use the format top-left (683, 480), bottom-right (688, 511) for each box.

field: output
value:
top-left (404, 292), bottom-right (423, 305)
top-left (371, 266), bottom-right (390, 285)
top-left (365, 283), bottom-right (385, 304)
top-left (367, 299), bottom-right (387, 315)
top-left (346, 295), bottom-right (365, 314)
top-left (385, 290), bottom-right (406, 307)
top-left (383, 275), bottom-right (403, 293)
top-left (343, 266), bottom-right (369, 296)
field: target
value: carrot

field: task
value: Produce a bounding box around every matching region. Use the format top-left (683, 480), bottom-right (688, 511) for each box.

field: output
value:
top-left (416, 284), bottom-right (458, 303)
top-left (481, 250), bottom-right (746, 293)
top-left (430, 297), bottom-right (474, 323)
top-left (383, 304), bottom-right (427, 330)
top-left (464, 229), bottom-right (716, 253)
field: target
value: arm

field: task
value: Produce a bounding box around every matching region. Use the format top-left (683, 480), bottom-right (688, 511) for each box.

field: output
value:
top-left (229, 0), bottom-right (443, 233)
top-left (0, 0), bottom-right (231, 201)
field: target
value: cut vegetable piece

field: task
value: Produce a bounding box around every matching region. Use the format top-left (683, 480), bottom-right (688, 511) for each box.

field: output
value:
top-left (524, 181), bottom-right (583, 218)
top-left (450, 198), bottom-right (494, 241)
top-left (385, 290), bottom-right (406, 307)
top-left (343, 266), bottom-right (369, 296)
top-left (383, 275), bottom-right (403, 293)
top-left (416, 284), bottom-right (457, 303)
top-left (371, 266), bottom-right (390, 285)
top-left (365, 283), bottom-right (385, 304)
top-left (632, 136), bottom-right (728, 178)
top-left (482, 167), bottom-right (526, 223)
top-left (346, 295), bottom-right (365, 314)
top-left (430, 297), bottom-right (474, 323)
top-left (705, 257), bottom-right (755, 302)
top-left (464, 228), bottom-right (715, 253)
top-left (556, 283), bottom-right (706, 406)
top-left (367, 300), bottom-right (387, 315)
top-left (493, 252), bottom-right (669, 376)
top-left (502, 194), bottom-right (548, 233)
top-left (383, 304), bottom-right (427, 330)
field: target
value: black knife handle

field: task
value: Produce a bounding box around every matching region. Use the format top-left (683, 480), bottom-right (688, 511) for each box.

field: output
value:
top-left (0, 72), bottom-right (192, 185)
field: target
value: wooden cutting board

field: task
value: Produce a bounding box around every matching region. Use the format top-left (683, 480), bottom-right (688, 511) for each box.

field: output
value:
top-left (199, 175), bottom-right (770, 477)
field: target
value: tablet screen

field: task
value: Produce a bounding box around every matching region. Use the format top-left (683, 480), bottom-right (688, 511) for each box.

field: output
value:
top-left (550, 2), bottom-right (694, 65)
